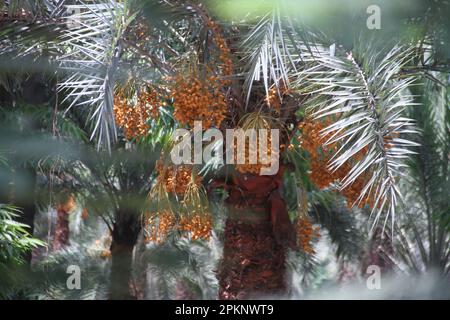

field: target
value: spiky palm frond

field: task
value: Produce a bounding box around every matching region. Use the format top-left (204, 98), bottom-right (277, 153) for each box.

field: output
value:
top-left (57, 0), bottom-right (136, 150)
top-left (29, 247), bottom-right (110, 300)
top-left (0, 0), bottom-right (68, 59)
top-left (142, 198), bottom-right (225, 300)
top-left (287, 250), bottom-right (324, 296)
top-left (407, 77), bottom-right (449, 221)
top-left (311, 199), bottom-right (365, 262)
top-left (28, 200), bottom-right (112, 300)
top-left (241, 7), bottom-right (307, 106)
top-left (296, 42), bottom-right (421, 231)
top-left (2, 0), bottom-right (63, 16)
top-left (391, 76), bottom-right (450, 273)
top-left (145, 236), bottom-right (220, 300)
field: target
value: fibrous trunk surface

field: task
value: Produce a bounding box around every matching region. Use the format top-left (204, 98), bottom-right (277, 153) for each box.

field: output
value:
top-left (218, 169), bottom-right (295, 299)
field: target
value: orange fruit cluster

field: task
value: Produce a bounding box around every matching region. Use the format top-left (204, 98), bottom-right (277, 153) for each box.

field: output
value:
top-left (139, 89), bottom-right (161, 119)
top-left (206, 18), bottom-right (233, 81)
top-left (155, 160), bottom-right (202, 195)
top-left (81, 208), bottom-right (89, 220)
top-left (172, 73), bottom-right (227, 129)
top-left (298, 118), bottom-right (374, 208)
top-left (144, 178), bottom-right (176, 244)
top-left (383, 132), bottom-right (398, 150)
top-left (170, 18), bottom-right (232, 130)
top-left (179, 214), bottom-right (212, 241)
top-left (144, 210), bottom-right (177, 244)
top-left (235, 135), bottom-right (277, 175)
top-left (178, 175), bottom-right (212, 241)
top-left (340, 173), bottom-right (376, 208)
top-left (145, 212), bottom-right (212, 243)
top-left (266, 87), bottom-right (282, 113)
top-left (265, 82), bottom-right (289, 113)
top-left (298, 117), bottom-right (334, 158)
top-left (234, 113), bottom-right (280, 175)
top-left (309, 158), bottom-right (339, 189)
top-left (296, 216), bottom-right (320, 254)
top-left (113, 88), bottom-right (161, 140)
top-left (144, 166), bottom-right (212, 244)
top-left (100, 249), bottom-right (112, 259)
top-left (58, 194), bottom-right (77, 213)
top-left (144, 214), bottom-right (213, 244)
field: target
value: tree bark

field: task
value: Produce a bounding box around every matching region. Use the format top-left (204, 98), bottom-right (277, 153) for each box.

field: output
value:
top-left (108, 208), bottom-right (141, 300)
top-left (109, 242), bottom-right (135, 300)
top-left (217, 168), bottom-right (295, 299)
top-left (219, 209), bottom-right (287, 299)
top-left (53, 207), bottom-right (70, 251)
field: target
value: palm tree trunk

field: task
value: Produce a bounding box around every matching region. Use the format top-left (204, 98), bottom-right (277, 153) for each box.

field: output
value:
top-left (109, 242), bottom-right (135, 299)
top-left (108, 208), bottom-right (141, 300)
top-left (53, 206), bottom-right (70, 251)
top-left (219, 210), bottom-right (287, 299)
top-left (218, 169), bottom-right (295, 299)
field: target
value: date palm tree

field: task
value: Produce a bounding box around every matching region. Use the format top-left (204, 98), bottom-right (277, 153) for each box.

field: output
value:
top-left (1, 0), bottom-right (449, 299)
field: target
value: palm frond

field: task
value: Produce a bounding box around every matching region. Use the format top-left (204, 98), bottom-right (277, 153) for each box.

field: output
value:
top-left (407, 76), bottom-right (450, 217)
top-left (311, 198), bottom-right (365, 261)
top-left (144, 236), bottom-right (220, 300)
top-left (297, 42), bottom-right (421, 232)
top-left (57, 0), bottom-right (135, 150)
top-left (241, 7), bottom-right (302, 106)
top-left (31, 247), bottom-right (110, 300)
top-left (287, 250), bottom-right (323, 296)
top-left (0, 0), bottom-right (68, 59)
top-left (390, 75), bottom-right (450, 273)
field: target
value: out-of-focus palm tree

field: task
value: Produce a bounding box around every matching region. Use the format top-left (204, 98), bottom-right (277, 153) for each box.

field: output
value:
top-left (390, 76), bottom-right (450, 274)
